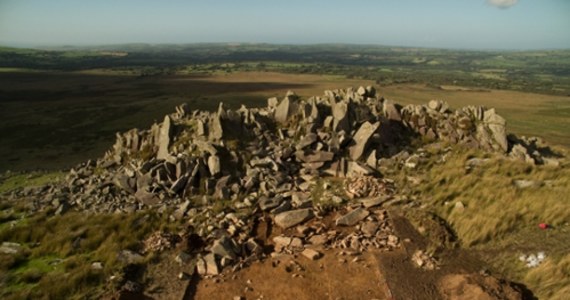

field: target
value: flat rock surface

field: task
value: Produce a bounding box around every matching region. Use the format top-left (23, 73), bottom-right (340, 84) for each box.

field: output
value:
top-left (336, 208), bottom-right (370, 226)
top-left (274, 209), bottom-right (314, 229)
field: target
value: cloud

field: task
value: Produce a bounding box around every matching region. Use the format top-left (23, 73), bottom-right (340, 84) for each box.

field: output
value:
top-left (487, 0), bottom-right (519, 9)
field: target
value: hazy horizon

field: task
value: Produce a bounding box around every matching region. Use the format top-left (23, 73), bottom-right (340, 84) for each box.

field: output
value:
top-left (1, 0), bottom-right (569, 50)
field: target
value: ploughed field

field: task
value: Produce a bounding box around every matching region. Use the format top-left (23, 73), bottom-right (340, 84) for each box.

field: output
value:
top-left (0, 71), bottom-right (568, 172)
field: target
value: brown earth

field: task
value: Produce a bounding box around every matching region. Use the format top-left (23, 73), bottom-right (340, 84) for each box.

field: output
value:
top-left (131, 211), bottom-right (532, 300)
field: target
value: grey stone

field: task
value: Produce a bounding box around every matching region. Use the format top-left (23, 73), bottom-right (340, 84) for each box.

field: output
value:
top-left (267, 97), bottom-right (279, 108)
top-left (91, 262), bottom-right (104, 270)
top-left (117, 250), bottom-right (144, 264)
top-left (466, 158), bottom-right (490, 168)
top-left (270, 201), bottom-right (292, 215)
top-left (175, 103), bottom-right (189, 118)
top-left (360, 197), bottom-right (388, 208)
top-left (0, 242), bottom-right (22, 254)
top-left (259, 196), bottom-right (281, 211)
top-left (347, 161), bottom-right (374, 176)
top-left (173, 200), bottom-right (191, 220)
top-left (194, 140), bottom-right (218, 156)
top-left (114, 174), bottom-right (136, 194)
top-left (296, 133), bottom-right (318, 150)
top-left (157, 115), bottom-right (173, 160)
top-left (196, 257), bottom-right (207, 275)
top-left (366, 150), bottom-right (377, 169)
top-left (170, 175), bottom-right (188, 194)
top-left (210, 236), bottom-right (240, 261)
top-left (292, 193), bottom-right (313, 208)
top-left (509, 144), bottom-right (535, 164)
top-left (428, 100), bottom-right (442, 111)
top-left (214, 175), bottom-right (231, 200)
top-left (275, 96), bottom-right (296, 124)
top-left (349, 121), bottom-right (380, 161)
top-left (543, 158), bottom-right (560, 167)
top-left (204, 253), bottom-right (220, 275)
top-left (244, 238), bottom-right (263, 256)
top-left (361, 221), bottom-right (379, 237)
top-left (301, 248), bottom-right (322, 260)
top-left (308, 235), bottom-right (327, 246)
top-left (175, 251), bottom-right (192, 265)
top-left (513, 179), bottom-right (541, 189)
top-left (208, 155), bottom-right (221, 176)
top-left (332, 101), bottom-right (351, 132)
top-left (366, 86), bottom-right (376, 97)
top-left (383, 99), bottom-right (401, 121)
top-left (336, 208), bottom-right (370, 226)
top-left (196, 120), bottom-right (206, 136)
top-left (55, 202), bottom-right (70, 215)
top-left (457, 116), bottom-right (473, 130)
top-left (135, 188), bottom-right (160, 206)
top-left (484, 109), bottom-right (508, 152)
top-left (274, 209), bottom-right (314, 229)
top-left (273, 236), bottom-right (292, 252)
top-left (454, 201), bottom-right (465, 213)
top-left (331, 195), bottom-right (345, 204)
top-left (209, 115), bottom-right (224, 141)
top-left (296, 151), bottom-right (335, 163)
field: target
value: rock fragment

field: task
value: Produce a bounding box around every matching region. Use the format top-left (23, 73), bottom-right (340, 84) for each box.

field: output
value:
top-left (274, 209), bottom-right (314, 229)
top-left (336, 208), bottom-right (370, 226)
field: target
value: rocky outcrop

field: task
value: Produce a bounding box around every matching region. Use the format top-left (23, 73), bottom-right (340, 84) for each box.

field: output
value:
top-left (5, 86), bottom-right (560, 280)
top-left (14, 87), bottom-right (556, 217)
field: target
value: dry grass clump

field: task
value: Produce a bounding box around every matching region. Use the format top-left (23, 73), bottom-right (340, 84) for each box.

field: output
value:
top-left (524, 253), bottom-right (570, 300)
top-left (0, 210), bottom-right (180, 299)
top-left (402, 145), bottom-right (570, 299)
top-left (408, 147), bottom-right (569, 246)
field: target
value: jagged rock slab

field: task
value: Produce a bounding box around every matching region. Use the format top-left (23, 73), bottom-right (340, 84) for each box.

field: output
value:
top-left (360, 197), bottom-right (390, 208)
top-left (301, 248), bottom-right (322, 260)
top-left (349, 121), bottom-right (380, 161)
top-left (336, 208), bottom-right (370, 226)
top-left (274, 209), bottom-right (314, 229)
top-left (204, 253), bottom-right (220, 275)
top-left (157, 115), bottom-right (172, 159)
top-left (210, 236), bottom-right (240, 261)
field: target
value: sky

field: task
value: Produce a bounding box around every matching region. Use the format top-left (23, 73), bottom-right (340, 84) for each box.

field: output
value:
top-left (0, 0), bottom-right (568, 50)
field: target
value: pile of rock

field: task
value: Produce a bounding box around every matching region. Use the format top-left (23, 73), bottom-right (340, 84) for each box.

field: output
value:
top-left (14, 87), bottom-right (556, 215)
top-left (3, 86), bottom-right (561, 277)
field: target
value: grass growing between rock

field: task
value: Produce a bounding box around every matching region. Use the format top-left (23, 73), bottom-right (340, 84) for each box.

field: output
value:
top-left (0, 171), bottom-right (65, 194)
top-left (525, 253), bottom-right (570, 300)
top-left (398, 145), bottom-right (570, 299)
top-left (407, 147), bottom-right (570, 246)
top-left (0, 209), bottom-right (182, 299)
top-left (310, 177), bottom-right (346, 211)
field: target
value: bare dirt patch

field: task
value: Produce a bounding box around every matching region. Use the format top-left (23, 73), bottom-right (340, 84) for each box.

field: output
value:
top-left (191, 250), bottom-right (390, 300)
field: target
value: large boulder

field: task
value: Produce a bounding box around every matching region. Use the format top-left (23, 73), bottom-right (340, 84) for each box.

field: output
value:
top-left (207, 155), bottom-right (221, 176)
top-left (349, 121), bottom-right (380, 161)
top-left (483, 109), bottom-right (508, 152)
top-left (383, 99), bottom-right (401, 121)
top-left (274, 209), bottom-right (314, 229)
top-left (157, 115), bottom-right (173, 160)
top-left (331, 101), bottom-right (351, 133)
top-left (274, 96), bottom-right (297, 124)
top-left (336, 208), bottom-right (370, 226)
top-left (209, 115), bottom-right (224, 140)
top-left (210, 236), bottom-right (241, 261)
